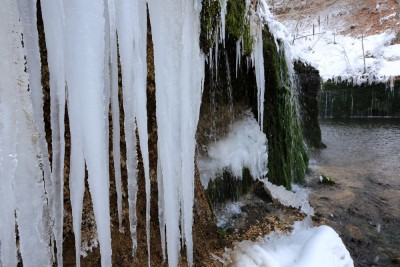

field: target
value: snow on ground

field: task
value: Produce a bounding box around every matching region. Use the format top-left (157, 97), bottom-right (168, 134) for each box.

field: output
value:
top-left (197, 112), bottom-right (268, 188)
top-left (262, 180), bottom-right (314, 216)
top-left (222, 180), bottom-right (353, 267)
top-left (291, 30), bottom-right (400, 85)
top-left (228, 224), bottom-right (353, 267)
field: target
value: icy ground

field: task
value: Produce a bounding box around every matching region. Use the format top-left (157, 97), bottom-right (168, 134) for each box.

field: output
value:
top-left (198, 112), bottom-right (353, 266)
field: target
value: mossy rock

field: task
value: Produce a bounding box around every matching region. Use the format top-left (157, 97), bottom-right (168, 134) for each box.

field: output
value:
top-left (205, 167), bottom-right (255, 206)
top-left (200, 0), bottom-right (221, 54)
top-left (200, 0), bottom-right (253, 55)
top-left (262, 27), bottom-right (309, 189)
top-left (319, 175), bottom-right (336, 185)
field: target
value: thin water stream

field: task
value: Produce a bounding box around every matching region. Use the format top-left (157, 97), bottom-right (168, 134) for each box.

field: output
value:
top-left (308, 119), bottom-right (400, 266)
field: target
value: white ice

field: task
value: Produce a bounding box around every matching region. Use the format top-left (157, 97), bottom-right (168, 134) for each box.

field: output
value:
top-left (64, 1), bottom-right (111, 266)
top-left (198, 112), bottom-right (268, 188)
top-left (148, 0), bottom-right (205, 265)
top-left (40, 0), bottom-right (66, 264)
top-left (0, 2), bottom-right (52, 265)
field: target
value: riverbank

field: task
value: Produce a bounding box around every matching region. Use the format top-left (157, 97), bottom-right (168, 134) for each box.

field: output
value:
top-left (308, 118), bottom-right (400, 266)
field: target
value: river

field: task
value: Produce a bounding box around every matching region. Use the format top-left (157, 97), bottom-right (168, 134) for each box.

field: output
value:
top-left (308, 118), bottom-right (400, 266)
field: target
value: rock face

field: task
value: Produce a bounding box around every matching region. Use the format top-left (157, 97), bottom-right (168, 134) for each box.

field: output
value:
top-left (294, 60), bottom-right (326, 149)
top-left (262, 28), bottom-right (309, 189)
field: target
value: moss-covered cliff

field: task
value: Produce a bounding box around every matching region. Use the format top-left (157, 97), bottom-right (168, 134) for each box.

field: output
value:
top-left (262, 29), bottom-right (309, 188)
top-left (199, 4), bottom-right (309, 194)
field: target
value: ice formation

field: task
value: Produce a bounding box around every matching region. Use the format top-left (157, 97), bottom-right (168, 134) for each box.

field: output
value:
top-left (63, 1), bottom-right (112, 266)
top-left (0, 1), bottom-right (52, 266)
top-left (198, 113), bottom-right (268, 187)
top-left (40, 0), bottom-right (66, 264)
top-left (148, 0), bottom-right (204, 266)
top-left (0, 0), bottom-right (341, 266)
top-left (116, 0), bottom-right (150, 260)
top-left (251, 10), bottom-right (266, 131)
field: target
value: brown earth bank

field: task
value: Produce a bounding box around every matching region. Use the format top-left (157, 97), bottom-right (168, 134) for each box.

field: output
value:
top-left (274, 0), bottom-right (400, 39)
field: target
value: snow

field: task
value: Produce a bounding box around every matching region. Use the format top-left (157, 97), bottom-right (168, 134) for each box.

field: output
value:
top-left (198, 113), bottom-right (268, 188)
top-left (262, 180), bottom-right (314, 216)
top-left (224, 180), bottom-right (352, 267)
top-left (290, 30), bottom-right (400, 84)
top-left (229, 225), bottom-right (353, 267)
top-left (148, 0), bottom-right (204, 265)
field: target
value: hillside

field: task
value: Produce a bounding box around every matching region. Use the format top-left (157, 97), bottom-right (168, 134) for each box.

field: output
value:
top-left (270, 0), bottom-right (400, 84)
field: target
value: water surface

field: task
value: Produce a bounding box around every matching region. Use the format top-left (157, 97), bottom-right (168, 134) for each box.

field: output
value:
top-left (309, 119), bottom-right (400, 266)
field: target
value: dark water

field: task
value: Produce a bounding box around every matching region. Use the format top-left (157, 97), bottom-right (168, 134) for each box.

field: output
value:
top-left (309, 119), bottom-right (400, 266)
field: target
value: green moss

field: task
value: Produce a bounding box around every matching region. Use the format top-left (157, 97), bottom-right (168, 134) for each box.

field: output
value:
top-left (225, 0), bottom-right (253, 55)
top-left (199, 0), bottom-right (254, 55)
top-left (205, 167), bottom-right (255, 206)
top-left (242, 22), bottom-right (253, 56)
top-left (225, 0), bottom-right (246, 39)
top-left (319, 175), bottom-right (336, 185)
top-left (200, 0), bottom-right (221, 53)
top-left (262, 27), bottom-right (309, 189)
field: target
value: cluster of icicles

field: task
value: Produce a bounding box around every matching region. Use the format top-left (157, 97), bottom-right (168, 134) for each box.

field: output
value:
top-left (0, 0), bottom-right (268, 266)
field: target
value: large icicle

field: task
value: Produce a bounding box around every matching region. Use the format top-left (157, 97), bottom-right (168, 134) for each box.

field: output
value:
top-left (0, 73), bottom-right (18, 267)
top-left (40, 0), bottom-right (66, 264)
top-left (148, 0), bottom-right (205, 266)
top-left (116, 0), bottom-right (151, 260)
top-left (107, 0), bottom-right (123, 232)
top-left (0, 2), bottom-right (52, 265)
top-left (64, 1), bottom-right (112, 266)
top-left (17, 0), bottom-right (53, 231)
top-left (251, 10), bottom-right (266, 131)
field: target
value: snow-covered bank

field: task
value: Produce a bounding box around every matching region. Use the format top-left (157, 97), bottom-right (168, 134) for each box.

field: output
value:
top-left (292, 30), bottom-right (400, 85)
top-left (228, 224), bottom-right (353, 267)
top-left (222, 180), bottom-right (352, 267)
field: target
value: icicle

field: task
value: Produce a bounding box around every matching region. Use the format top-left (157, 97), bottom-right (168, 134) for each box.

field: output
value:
top-left (236, 39), bottom-right (242, 77)
top-left (0, 89), bottom-right (18, 267)
top-left (116, 0), bottom-right (150, 260)
top-left (63, 1), bottom-right (112, 266)
top-left (214, 28), bottom-right (219, 78)
top-left (17, 0), bottom-right (53, 236)
top-left (148, 0), bottom-right (205, 266)
top-left (252, 17), bottom-right (266, 131)
top-left (157, 154), bottom-right (166, 261)
top-left (107, 0), bottom-right (123, 232)
top-left (225, 51), bottom-right (234, 123)
top-left (220, 0), bottom-right (227, 47)
top-left (40, 0), bottom-right (66, 264)
top-left (131, 1), bottom-right (151, 264)
top-left (0, 2), bottom-right (52, 265)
